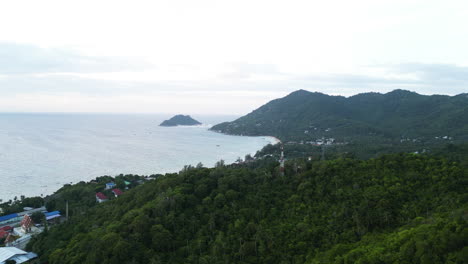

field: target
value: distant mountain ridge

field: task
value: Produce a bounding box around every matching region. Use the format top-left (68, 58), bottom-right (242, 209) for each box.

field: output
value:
top-left (160, 115), bottom-right (201, 126)
top-left (211, 89), bottom-right (468, 142)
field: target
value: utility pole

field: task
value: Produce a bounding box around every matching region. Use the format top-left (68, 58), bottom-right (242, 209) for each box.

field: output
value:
top-left (279, 143), bottom-right (285, 176)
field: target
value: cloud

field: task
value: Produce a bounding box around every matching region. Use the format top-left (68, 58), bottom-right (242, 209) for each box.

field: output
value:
top-left (1, 58), bottom-right (467, 114)
top-left (391, 63), bottom-right (468, 82)
top-left (0, 42), bottom-right (152, 75)
top-left (279, 63), bottom-right (468, 96)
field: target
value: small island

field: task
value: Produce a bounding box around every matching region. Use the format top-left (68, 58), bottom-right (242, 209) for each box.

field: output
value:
top-left (159, 115), bottom-right (202, 127)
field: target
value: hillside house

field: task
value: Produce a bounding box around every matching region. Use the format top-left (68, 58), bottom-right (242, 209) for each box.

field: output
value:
top-left (112, 188), bottom-right (123, 197)
top-left (105, 182), bottom-right (116, 190)
top-left (96, 192), bottom-right (108, 203)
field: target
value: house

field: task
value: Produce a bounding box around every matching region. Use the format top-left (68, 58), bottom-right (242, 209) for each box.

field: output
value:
top-left (0, 247), bottom-right (38, 264)
top-left (96, 192), bottom-right (108, 203)
top-left (105, 182), bottom-right (116, 190)
top-left (112, 188), bottom-right (123, 197)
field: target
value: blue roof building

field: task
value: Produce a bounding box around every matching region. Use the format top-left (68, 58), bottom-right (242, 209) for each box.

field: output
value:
top-left (105, 182), bottom-right (116, 190)
top-left (0, 213), bottom-right (21, 225)
top-left (44, 211), bottom-right (61, 221)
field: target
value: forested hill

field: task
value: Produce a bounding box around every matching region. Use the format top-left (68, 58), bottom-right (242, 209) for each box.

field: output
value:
top-left (210, 89), bottom-right (468, 143)
top-left (160, 115), bottom-right (202, 126)
top-left (28, 153), bottom-right (467, 263)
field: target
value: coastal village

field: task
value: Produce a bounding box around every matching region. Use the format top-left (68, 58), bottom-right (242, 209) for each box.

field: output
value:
top-left (0, 179), bottom-right (134, 264)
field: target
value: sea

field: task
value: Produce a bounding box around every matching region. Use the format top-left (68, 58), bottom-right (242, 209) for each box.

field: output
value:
top-left (0, 113), bottom-right (274, 202)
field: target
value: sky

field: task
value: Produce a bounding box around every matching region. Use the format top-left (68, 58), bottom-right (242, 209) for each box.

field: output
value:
top-left (0, 0), bottom-right (467, 114)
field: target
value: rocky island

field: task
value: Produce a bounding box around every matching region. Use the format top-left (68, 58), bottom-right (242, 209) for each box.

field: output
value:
top-left (159, 114), bottom-right (202, 126)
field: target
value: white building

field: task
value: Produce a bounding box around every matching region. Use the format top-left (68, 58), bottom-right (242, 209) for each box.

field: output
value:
top-left (0, 247), bottom-right (37, 264)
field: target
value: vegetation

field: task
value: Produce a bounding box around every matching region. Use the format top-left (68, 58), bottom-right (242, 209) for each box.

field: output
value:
top-left (160, 115), bottom-right (202, 126)
top-left (44, 174), bottom-right (148, 217)
top-left (0, 196), bottom-right (44, 216)
top-left (211, 89), bottom-right (468, 145)
top-left (27, 153), bottom-right (467, 263)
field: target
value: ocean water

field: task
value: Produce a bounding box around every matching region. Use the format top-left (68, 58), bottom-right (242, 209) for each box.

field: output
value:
top-left (0, 113), bottom-right (273, 202)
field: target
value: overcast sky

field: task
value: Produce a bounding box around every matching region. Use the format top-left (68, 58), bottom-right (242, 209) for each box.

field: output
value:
top-left (0, 0), bottom-right (467, 114)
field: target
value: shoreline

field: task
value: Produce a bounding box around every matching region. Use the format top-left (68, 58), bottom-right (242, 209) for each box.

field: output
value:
top-left (0, 130), bottom-right (273, 203)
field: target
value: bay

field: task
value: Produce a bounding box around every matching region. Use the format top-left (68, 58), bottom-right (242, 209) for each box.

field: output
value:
top-left (0, 113), bottom-right (273, 202)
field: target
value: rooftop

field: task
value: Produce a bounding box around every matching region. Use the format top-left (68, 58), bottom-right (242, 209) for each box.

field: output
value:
top-left (0, 213), bottom-right (18, 223)
top-left (112, 188), bottom-right (124, 196)
top-left (96, 192), bottom-right (108, 200)
top-left (0, 247), bottom-right (38, 264)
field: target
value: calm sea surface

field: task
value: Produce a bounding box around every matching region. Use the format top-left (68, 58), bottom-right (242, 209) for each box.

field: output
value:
top-left (0, 113), bottom-right (273, 201)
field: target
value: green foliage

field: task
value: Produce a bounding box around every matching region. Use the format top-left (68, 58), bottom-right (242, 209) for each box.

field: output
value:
top-left (160, 115), bottom-right (201, 126)
top-left (27, 154), bottom-right (467, 263)
top-left (31, 211), bottom-right (45, 224)
top-left (0, 196), bottom-right (44, 216)
top-left (211, 89), bottom-right (468, 145)
top-left (311, 211), bottom-right (468, 264)
top-left (43, 174), bottom-right (145, 217)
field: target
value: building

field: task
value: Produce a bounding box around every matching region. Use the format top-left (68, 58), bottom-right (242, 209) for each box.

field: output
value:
top-left (0, 226), bottom-right (13, 232)
top-left (0, 230), bottom-right (8, 240)
top-left (0, 247), bottom-right (37, 264)
top-left (19, 215), bottom-right (33, 234)
top-left (105, 182), bottom-right (116, 190)
top-left (0, 226), bottom-right (12, 240)
top-left (96, 192), bottom-right (108, 203)
top-left (124, 181), bottom-right (131, 189)
top-left (112, 188), bottom-right (123, 197)
top-left (45, 211), bottom-right (61, 221)
top-left (0, 213), bottom-right (22, 226)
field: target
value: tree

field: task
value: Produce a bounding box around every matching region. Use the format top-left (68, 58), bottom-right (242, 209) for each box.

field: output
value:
top-left (215, 160), bottom-right (225, 168)
top-left (245, 154), bottom-right (254, 161)
top-left (31, 211), bottom-right (45, 224)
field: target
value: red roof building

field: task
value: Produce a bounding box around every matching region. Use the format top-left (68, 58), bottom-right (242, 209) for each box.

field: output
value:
top-left (0, 230), bottom-right (8, 239)
top-left (96, 192), bottom-right (108, 203)
top-left (0, 226), bottom-right (12, 232)
top-left (112, 188), bottom-right (123, 197)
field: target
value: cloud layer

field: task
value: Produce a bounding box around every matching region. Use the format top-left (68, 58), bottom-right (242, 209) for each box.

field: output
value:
top-left (0, 0), bottom-right (467, 114)
top-left (0, 43), bottom-right (151, 74)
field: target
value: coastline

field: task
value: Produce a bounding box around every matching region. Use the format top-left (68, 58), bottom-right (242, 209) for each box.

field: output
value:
top-left (0, 127), bottom-right (273, 202)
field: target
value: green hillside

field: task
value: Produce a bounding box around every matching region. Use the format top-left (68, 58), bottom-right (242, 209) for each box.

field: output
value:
top-left (27, 154), bottom-right (467, 263)
top-left (211, 90), bottom-right (468, 143)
